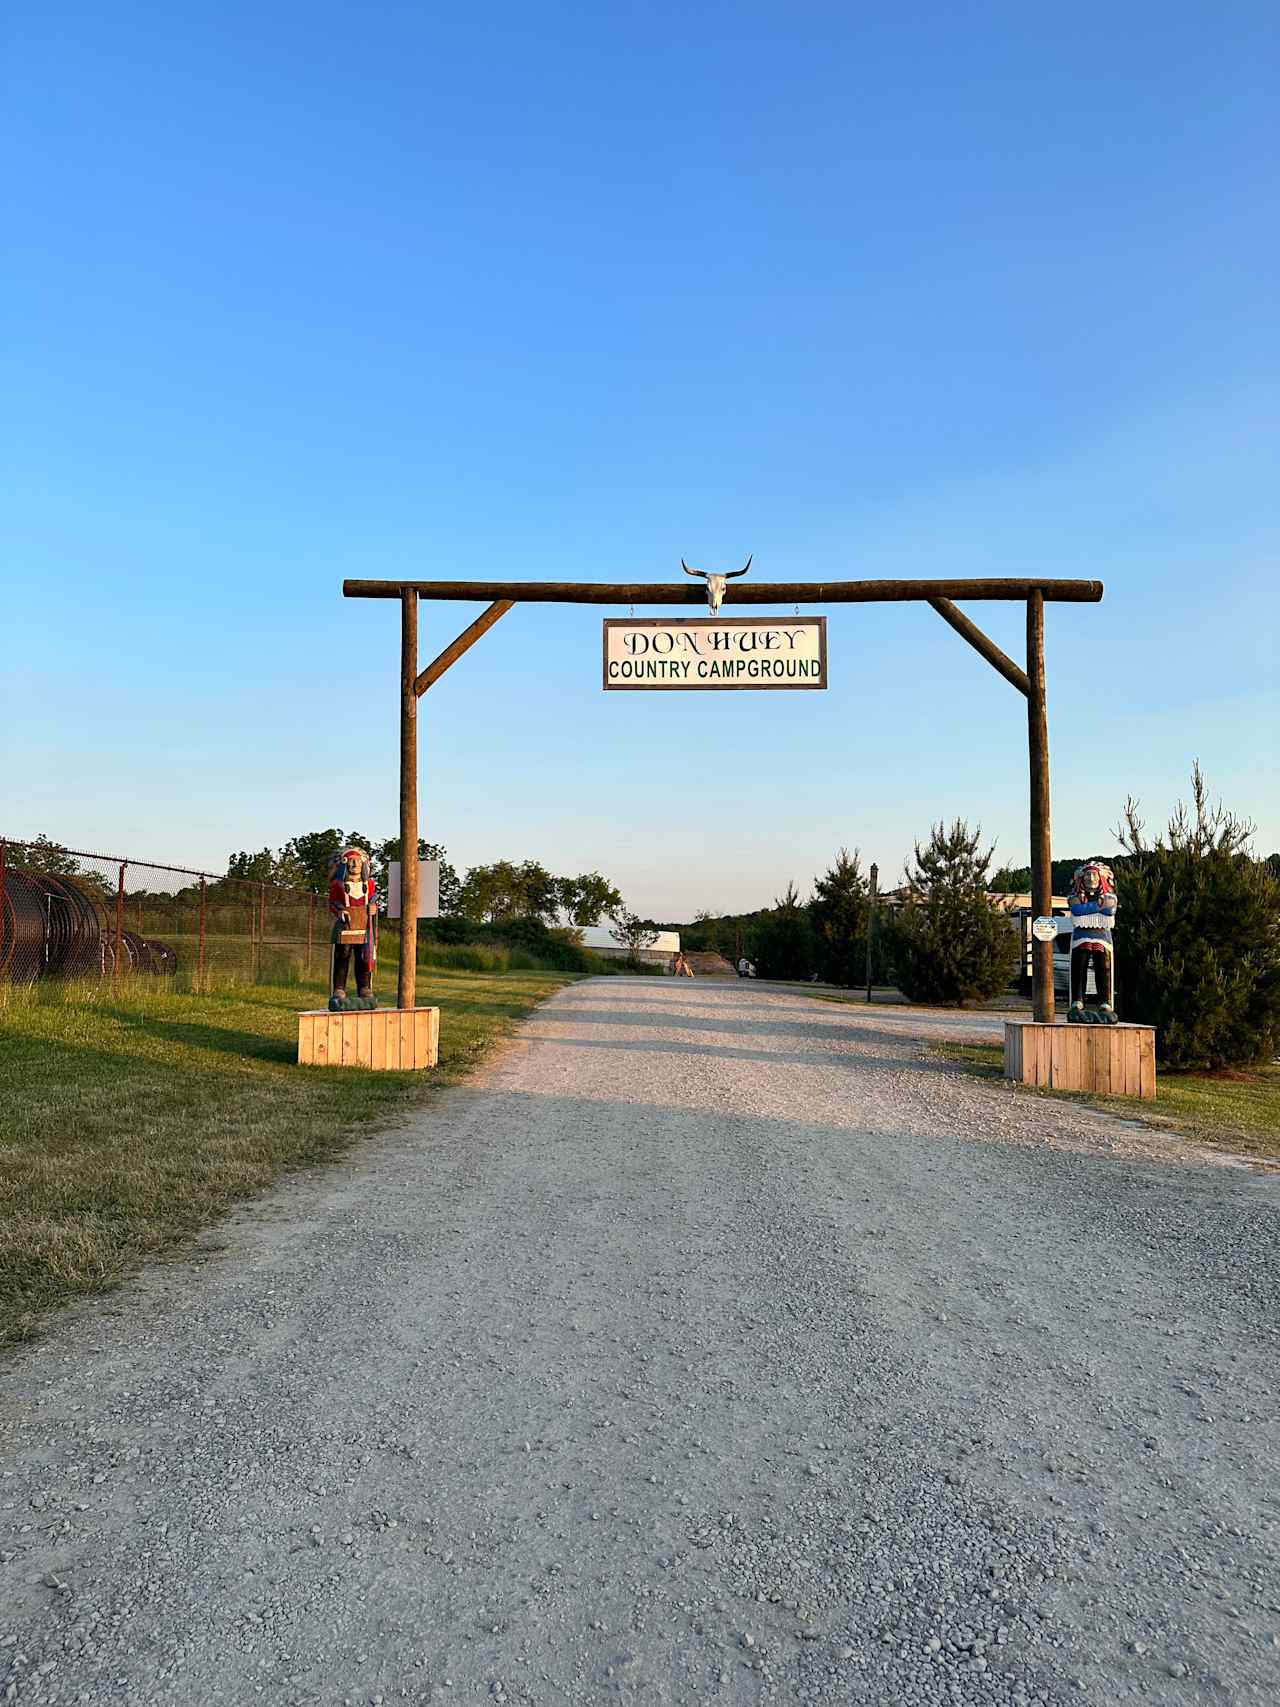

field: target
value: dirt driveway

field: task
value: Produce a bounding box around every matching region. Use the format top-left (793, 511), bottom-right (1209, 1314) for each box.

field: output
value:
top-left (2, 979), bottom-right (1277, 1706)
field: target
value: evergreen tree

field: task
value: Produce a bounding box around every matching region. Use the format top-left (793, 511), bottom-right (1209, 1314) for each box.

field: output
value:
top-left (890, 820), bottom-right (1019, 1005)
top-left (752, 883), bottom-right (817, 981)
top-left (811, 847), bottom-right (869, 987)
top-left (1113, 765), bottom-right (1280, 1068)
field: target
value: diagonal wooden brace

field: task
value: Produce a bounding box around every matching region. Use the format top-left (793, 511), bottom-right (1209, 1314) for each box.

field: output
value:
top-left (415, 599), bottom-right (515, 696)
top-left (927, 597), bottom-right (1030, 696)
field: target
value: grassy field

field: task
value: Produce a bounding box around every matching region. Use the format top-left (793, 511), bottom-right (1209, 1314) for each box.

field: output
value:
top-left (0, 967), bottom-right (569, 1348)
top-left (933, 1040), bottom-right (1280, 1165)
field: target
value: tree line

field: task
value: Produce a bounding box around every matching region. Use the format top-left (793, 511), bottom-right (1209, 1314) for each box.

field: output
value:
top-left (678, 765), bottom-right (1280, 1070)
top-left (678, 828), bottom-right (1020, 1003)
top-left (227, 831), bottom-right (627, 929)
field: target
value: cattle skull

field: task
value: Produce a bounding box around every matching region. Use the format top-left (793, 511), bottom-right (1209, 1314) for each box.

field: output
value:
top-left (682, 555), bottom-right (752, 614)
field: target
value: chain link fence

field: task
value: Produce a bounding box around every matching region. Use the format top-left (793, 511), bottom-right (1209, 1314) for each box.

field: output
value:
top-left (0, 839), bottom-right (337, 990)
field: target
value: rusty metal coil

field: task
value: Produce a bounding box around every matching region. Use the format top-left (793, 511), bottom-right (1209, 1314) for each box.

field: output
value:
top-left (38, 875), bottom-right (104, 977)
top-left (107, 929), bottom-right (179, 977)
top-left (0, 869), bottom-right (48, 982)
top-left (1, 870), bottom-right (104, 980)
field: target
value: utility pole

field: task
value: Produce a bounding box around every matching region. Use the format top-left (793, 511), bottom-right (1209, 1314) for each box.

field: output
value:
top-left (865, 863), bottom-right (878, 1003)
top-left (398, 589), bottom-right (419, 1010)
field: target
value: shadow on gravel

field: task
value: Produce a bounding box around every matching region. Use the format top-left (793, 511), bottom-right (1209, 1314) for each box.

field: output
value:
top-left (521, 1032), bottom-right (914, 1070)
top-left (544, 1005), bottom-right (1004, 1044)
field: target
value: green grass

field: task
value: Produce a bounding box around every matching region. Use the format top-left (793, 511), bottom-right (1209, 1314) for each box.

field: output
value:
top-left (0, 966), bottom-right (569, 1347)
top-left (932, 1041), bottom-right (1280, 1164)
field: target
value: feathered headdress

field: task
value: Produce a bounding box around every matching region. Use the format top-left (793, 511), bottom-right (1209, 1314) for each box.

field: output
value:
top-left (328, 846), bottom-right (371, 884)
top-left (1071, 859), bottom-right (1115, 902)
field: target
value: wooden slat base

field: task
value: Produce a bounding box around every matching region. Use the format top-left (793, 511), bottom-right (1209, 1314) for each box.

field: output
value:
top-left (297, 1007), bottom-right (440, 1070)
top-left (1004, 1020), bottom-right (1156, 1101)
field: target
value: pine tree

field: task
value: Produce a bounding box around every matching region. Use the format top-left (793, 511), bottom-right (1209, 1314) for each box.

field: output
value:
top-left (1113, 765), bottom-right (1280, 1067)
top-left (753, 883), bottom-right (816, 981)
top-left (811, 848), bottom-right (868, 987)
top-left (890, 820), bottom-right (1019, 1005)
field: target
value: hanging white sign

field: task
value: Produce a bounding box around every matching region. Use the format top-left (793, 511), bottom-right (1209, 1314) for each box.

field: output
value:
top-left (388, 859), bottom-right (440, 919)
top-left (602, 616), bottom-right (827, 691)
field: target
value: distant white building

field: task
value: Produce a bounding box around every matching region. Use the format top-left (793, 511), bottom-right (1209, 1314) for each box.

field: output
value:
top-left (577, 925), bottom-right (680, 967)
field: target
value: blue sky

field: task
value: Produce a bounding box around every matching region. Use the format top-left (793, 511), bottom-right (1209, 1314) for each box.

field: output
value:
top-left (4, 1), bottom-right (1277, 918)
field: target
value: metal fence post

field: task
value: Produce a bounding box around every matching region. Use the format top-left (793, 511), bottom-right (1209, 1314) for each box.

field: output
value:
top-left (114, 863), bottom-right (126, 982)
top-left (198, 876), bottom-right (207, 991)
top-left (256, 881), bottom-right (266, 982)
top-left (307, 894), bottom-right (315, 979)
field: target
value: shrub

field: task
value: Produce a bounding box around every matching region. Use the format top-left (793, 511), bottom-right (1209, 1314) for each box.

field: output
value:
top-left (1114, 765), bottom-right (1280, 1068)
top-left (890, 819), bottom-right (1020, 1005)
top-left (415, 914), bottom-right (602, 974)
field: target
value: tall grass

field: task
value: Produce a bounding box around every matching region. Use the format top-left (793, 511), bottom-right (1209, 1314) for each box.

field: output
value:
top-left (0, 965), bottom-right (572, 1346)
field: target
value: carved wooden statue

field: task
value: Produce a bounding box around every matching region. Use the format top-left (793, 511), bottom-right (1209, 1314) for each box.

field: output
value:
top-left (329, 845), bottom-right (377, 1010)
top-left (1067, 859), bottom-right (1117, 1024)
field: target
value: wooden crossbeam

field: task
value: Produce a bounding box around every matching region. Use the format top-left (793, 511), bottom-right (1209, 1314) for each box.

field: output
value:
top-left (414, 599), bottom-right (514, 696)
top-left (927, 598), bottom-right (1030, 696)
top-left (345, 577), bottom-right (1103, 606)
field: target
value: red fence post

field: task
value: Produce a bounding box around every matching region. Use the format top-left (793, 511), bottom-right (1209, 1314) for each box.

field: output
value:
top-left (198, 876), bottom-right (207, 991)
top-left (114, 863), bottom-right (126, 982)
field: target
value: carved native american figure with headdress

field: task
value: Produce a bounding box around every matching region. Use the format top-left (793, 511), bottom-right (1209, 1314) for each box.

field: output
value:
top-left (1067, 859), bottom-right (1118, 1024)
top-left (328, 845), bottom-right (377, 1010)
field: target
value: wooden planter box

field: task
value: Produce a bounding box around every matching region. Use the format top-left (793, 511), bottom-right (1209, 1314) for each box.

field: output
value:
top-left (297, 1007), bottom-right (440, 1071)
top-left (1004, 1020), bottom-right (1155, 1101)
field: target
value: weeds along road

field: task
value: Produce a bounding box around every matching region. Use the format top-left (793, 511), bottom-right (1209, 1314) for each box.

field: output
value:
top-left (2, 978), bottom-right (1278, 1707)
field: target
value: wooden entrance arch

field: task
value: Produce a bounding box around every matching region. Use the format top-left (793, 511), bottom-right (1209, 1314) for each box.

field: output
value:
top-left (343, 575), bottom-right (1104, 1022)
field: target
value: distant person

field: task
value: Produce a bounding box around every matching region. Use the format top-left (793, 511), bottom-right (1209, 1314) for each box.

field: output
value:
top-left (672, 950), bottom-right (694, 977)
top-left (737, 957), bottom-right (756, 978)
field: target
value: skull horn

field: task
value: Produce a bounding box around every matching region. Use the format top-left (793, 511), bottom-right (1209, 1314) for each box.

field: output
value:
top-left (681, 559), bottom-right (707, 579)
top-left (723, 555), bottom-right (753, 580)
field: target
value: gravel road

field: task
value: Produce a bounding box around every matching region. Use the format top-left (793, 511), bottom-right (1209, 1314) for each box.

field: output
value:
top-left (3, 978), bottom-right (1278, 1707)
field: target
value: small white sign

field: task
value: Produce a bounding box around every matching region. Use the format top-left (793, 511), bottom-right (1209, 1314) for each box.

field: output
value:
top-left (1031, 915), bottom-right (1059, 942)
top-left (388, 859), bottom-right (440, 920)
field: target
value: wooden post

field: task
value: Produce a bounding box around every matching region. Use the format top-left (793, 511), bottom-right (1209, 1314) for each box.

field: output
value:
top-left (865, 862), bottom-right (878, 1003)
top-left (197, 876), bottom-right (207, 991)
top-left (398, 588), bottom-right (419, 1010)
top-left (1026, 592), bottom-right (1054, 1024)
top-left (114, 863), bottom-right (125, 982)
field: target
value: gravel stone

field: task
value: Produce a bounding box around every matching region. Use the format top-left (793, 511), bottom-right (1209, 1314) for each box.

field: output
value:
top-left (1, 978), bottom-right (1277, 1706)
